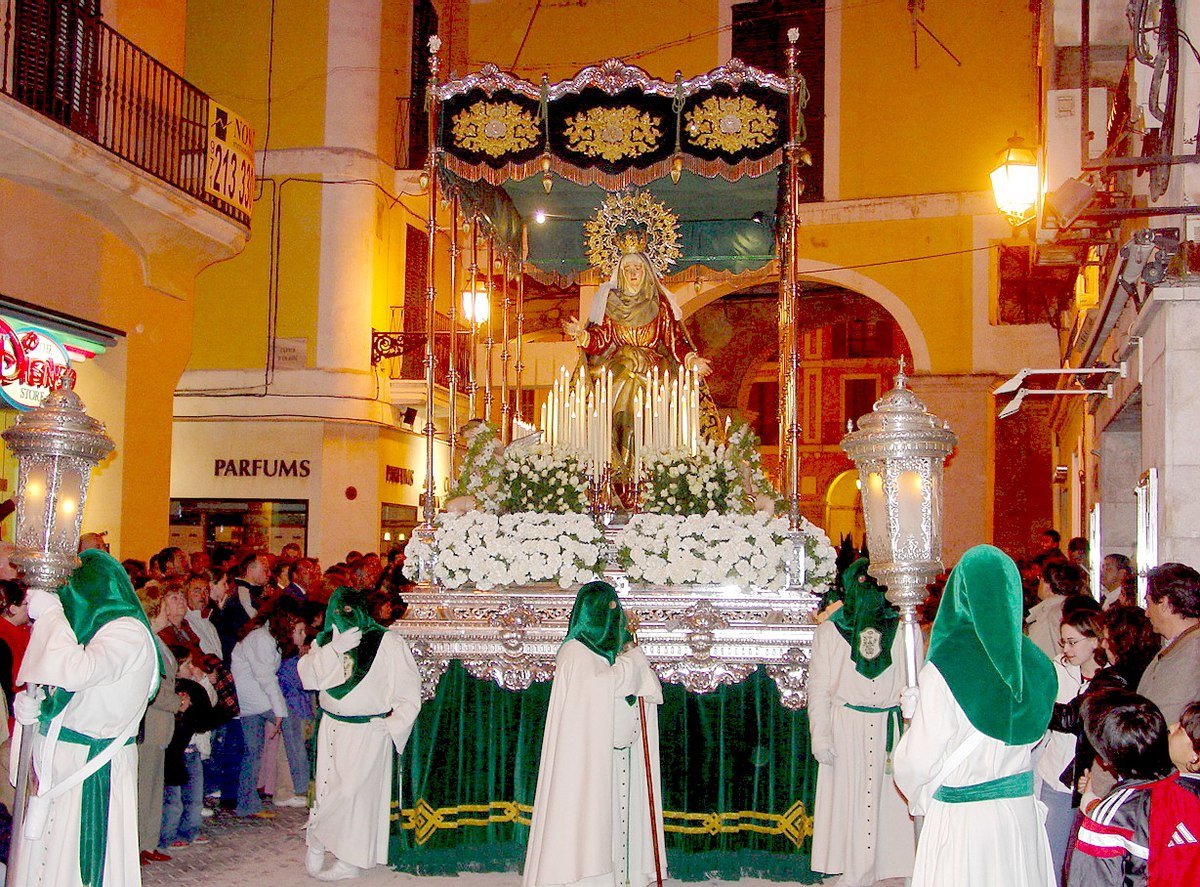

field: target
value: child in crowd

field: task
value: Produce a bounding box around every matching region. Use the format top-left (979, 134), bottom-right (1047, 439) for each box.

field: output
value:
top-left (1067, 691), bottom-right (1175, 886)
top-left (1154, 702), bottom-right (1200, 880)
top-left (159, 646), bottom-right (217, 849)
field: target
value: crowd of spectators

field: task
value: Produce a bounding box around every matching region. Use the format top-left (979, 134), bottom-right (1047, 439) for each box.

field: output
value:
top-left (0, 539), bottom-right (412, 866)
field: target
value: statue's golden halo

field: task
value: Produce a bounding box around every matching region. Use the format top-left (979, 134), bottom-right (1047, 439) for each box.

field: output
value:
top-left (584, 190), bottom-right (682, 278)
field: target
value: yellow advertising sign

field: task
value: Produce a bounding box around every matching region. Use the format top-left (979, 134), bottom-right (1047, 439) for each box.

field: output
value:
top-left (205, 100), bottom-right (255, 217)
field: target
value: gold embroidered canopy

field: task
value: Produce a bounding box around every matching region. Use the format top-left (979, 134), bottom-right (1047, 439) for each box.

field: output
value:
top-left (437, 58), bottom-right (793, 190)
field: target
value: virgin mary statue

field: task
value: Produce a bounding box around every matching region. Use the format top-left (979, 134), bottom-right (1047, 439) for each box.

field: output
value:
top-left (564, 227), bottom-right (718, 479)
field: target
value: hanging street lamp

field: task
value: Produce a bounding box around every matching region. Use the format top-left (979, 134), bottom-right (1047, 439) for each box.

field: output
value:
top-left (840, 359), bottom-right (956, 690)
top-left (990, 135), bottom-right (1039, 228)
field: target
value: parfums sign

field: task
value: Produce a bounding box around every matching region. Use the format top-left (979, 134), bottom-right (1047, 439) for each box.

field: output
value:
top-left (213, 458), bottom-right (311, 478)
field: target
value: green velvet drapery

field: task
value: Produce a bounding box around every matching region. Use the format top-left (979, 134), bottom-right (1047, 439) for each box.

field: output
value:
top-left (389, 662), bottom-right (821, 882)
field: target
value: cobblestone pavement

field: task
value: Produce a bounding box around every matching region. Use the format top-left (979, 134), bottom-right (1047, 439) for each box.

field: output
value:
top-left (137, 807), bottom-right (512, 887)
top-left (139, 806), bottom-right (902, 887)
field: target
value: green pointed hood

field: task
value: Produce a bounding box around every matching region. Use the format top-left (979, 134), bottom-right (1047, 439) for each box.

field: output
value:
top-left (316, 586), bottom-right (386, 699)
top-left (42, 548), bottom-right (163, 721)
top-left (829, 558), bottom-right (898, 679)
top-left (928, 544), bottom-right (1056, 745)
top-left (563, 581), bottom-right (630, 665)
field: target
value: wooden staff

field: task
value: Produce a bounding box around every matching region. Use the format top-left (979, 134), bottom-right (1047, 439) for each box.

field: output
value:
top-left (637, 697), bottom-right (664, 887)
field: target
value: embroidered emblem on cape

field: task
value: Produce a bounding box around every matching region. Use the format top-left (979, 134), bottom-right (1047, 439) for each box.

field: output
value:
top-left (858, 628), bottom-right (883, 661)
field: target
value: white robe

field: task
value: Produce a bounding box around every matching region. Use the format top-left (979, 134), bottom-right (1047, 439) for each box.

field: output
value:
top-left (298, 628), bottom-right (422, 870)
top-left (523, 641), bottom-right (666, 887)
top-left (11, 611), bottom-right (156, 887)
top-left (808, 620), bottom-right (914, 885)
top-left (893, 663), bottom-right (1054, 887)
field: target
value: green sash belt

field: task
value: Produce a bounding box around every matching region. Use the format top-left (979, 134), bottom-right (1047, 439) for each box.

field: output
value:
top-left (933, 770), bottom-right (1035, 803)
top-left (844, 703), bottom-right (904, 754)
top-left (319, 707), bottom-right (391, 724)
top-left (49, 725), bottom-right (135, 887)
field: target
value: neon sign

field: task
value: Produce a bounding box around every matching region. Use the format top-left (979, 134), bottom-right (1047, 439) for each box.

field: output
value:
top-left (0, 319), bottom-right (76, 410)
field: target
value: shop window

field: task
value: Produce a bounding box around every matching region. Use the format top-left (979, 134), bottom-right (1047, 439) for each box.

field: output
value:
top-left (380, 503), bottom-right (418, 557)
top-left (169, 498), bottom-right (308, 558)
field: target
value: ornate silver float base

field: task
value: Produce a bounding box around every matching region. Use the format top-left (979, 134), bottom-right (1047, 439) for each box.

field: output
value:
top-left (398, 580), bottom-right (821, 709)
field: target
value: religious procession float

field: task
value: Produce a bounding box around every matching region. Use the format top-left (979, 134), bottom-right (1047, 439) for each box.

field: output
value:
top-left (393, 33), bottom-right (848, 882)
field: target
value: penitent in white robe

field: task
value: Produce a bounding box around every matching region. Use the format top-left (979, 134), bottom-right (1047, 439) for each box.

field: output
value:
top-left (892, 663), bottom-right (1054, 887)
top-left (808, 620), bottom-right (914, 885)
top-left (523, 641), bottom-right (666, 887)
top-left (11, 611), bottom-right (157, 887)
top-left (298, 629), bottom-right (423, 870)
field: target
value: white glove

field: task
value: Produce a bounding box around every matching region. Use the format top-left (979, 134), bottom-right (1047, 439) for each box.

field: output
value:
top-left (13, 690), bottom-right (43, 726)
top-left (900, 686), bottom-right (920, 720)
top-left (812, 744), bottom-right (836, 765)
top-left (26, 589), bottom-right (61, 622)
top-left (330, 626), bottom-right (363, 655)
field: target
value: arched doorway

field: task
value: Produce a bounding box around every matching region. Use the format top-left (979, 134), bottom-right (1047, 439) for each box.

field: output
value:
top-left (683, 281), bottom-right (914, 532)
top-left (824, 470), bottom-right (865, 550)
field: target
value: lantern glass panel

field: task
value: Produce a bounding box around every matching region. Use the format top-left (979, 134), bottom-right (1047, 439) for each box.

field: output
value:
top-left (990, 162), bottom-right (1038, 219)
top-left (50, 464), bottom-right (85, 554)
top-left (862, 470), bottom-right (890, 560)
top-left (928, 471), bottom-right (943, 560)
top-left (896, 469), bottom-right (927, 560)
top-left (17, 457), bottom-right (52, 552)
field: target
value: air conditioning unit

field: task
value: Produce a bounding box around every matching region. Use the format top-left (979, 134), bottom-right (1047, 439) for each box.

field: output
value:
top-left (1038, 88), bottom-right (1109, 240)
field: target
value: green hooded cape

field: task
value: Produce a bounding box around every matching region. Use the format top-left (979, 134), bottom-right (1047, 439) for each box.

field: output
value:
top-left (563, 581), bottom-right (631, 665)
top-left (38, 548), bottom-right (164, 887)
top-left (315, 586), bottom-right (386, 699)
top-left (829, 558), bottom-right (898, 679)
top-left (927, 544), bottom-right (1056, 746)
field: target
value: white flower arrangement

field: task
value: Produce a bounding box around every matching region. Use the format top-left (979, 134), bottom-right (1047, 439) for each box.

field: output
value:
top-left (403, 511), bottom-right (604, 589)
top-left (796, 514), bottom-right (838, 587)
top-left (640, 441), bottom-right (745, 516)
top-left (726, 421), bottom-right (783, 512)
top-left (446, 421), bottom-right (505, 510)
top-left (615, 512), bottom-right (785, 589)
top-left (497, 443), bottom-right (591, 514)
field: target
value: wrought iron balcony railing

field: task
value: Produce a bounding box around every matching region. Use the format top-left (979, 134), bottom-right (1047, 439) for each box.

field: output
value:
top-left (1, 0), bottom-right (250, 226)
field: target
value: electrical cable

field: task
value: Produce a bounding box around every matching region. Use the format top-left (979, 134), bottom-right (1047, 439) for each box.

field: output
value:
top-left (511, 0), bottom-right (544, 72)
top-left (259, 0), bottom-right (276, 181)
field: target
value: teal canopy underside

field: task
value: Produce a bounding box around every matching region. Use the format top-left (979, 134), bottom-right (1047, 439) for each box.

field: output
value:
top-left (507, 170), bottom-right (779, 279)
top-left (445, 168), bottom-right (780, 282)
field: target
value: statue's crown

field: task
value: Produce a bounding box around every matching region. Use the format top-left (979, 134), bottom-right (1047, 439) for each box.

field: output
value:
top-left (614, 221), bottom-right (649, 255)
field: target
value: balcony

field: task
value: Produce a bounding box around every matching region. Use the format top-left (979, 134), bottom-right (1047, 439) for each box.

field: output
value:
top-left (0, 0), bottom-right (249, 297)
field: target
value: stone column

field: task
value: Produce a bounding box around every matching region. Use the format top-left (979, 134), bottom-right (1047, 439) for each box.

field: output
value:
top-left (1134, 283), bottom-right (1200, 567)
top-left (1096, 429), bottom-right (1139, 559)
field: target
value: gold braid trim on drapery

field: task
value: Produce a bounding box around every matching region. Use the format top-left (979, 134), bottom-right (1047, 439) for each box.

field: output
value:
top-left (395, 797), bottom-right (813, 848)
top-left (441, 151), bottom-right (783, 191)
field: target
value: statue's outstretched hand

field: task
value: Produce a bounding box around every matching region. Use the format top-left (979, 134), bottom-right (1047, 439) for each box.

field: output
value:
top-left (685, 353), bottom-right (712, 377)
top-left (563, 316), bottom-right (588, 346)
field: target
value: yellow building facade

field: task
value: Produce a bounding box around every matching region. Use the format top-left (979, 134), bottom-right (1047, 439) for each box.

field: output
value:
top-left (0, 1), bottom-right (249, 558)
